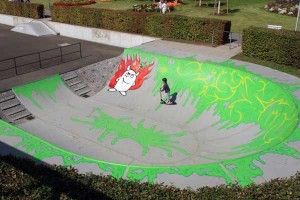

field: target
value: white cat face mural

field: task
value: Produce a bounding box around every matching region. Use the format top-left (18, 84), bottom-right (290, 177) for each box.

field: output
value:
top-left (108, 66), bottom-right (139, 96)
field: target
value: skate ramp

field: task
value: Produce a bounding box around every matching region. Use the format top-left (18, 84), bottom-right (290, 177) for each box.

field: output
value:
top-left (11, 20), bottom-right (58, 37)
top-left (1, 48), bottom-right (299, 189)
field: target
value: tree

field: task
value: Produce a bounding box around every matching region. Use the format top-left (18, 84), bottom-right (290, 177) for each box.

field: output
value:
top-left (213, 0), bottom-right (228, 15)
top-left (226, 0), bottom-right (228, 14)
top-left (213, 0), bottom-right (217, 14)
top-left (198, 0), bottom-right (202, 7)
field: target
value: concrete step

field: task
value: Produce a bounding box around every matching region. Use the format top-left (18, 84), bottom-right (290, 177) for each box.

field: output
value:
top-left (61, 72), bottom-right (78, 81)
top-left (76, 87), bottom-right (91, 96)
top-left (66, 77), bottom-right (82, 87)
top-left (3, 104), bottom-right (25, 116)
top-left (0, 90), bottom-right (15, 103)
top-left (71, 83), bottom-right (86, 92)
top-left (0, 98), bottom-right (20, 110)
top-left (8, 110), bottom-right (31, 121)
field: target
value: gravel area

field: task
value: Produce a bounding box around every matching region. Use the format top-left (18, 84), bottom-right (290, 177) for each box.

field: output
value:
top-left (73, 55), bottom-right (122, 95)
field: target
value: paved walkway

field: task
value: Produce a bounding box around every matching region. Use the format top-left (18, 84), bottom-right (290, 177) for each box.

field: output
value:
top-left (135, 39), bottom-right (241, 62)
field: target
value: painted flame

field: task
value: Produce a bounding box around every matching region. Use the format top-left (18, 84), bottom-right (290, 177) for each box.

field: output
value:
top-left (108, 54), bottom-right (155, 90)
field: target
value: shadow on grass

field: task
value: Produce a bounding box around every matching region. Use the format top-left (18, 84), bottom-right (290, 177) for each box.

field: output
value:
top-left (223, 8), bottom-right (240, 14)
top-left (196, 2), bottom-right (226, 7)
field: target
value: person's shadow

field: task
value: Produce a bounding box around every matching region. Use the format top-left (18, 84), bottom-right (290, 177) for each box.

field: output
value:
top-left (169, 92), bottom-right (178, 105)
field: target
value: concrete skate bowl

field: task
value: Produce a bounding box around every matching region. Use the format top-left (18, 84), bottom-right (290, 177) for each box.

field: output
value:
top-left (1, 48), bottom-right (299, 189)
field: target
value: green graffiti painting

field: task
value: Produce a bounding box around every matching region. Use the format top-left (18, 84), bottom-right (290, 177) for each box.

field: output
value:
top-left (71, 108), bottom-right (189, 157)
top-left (149, 51), bottom-right (299, 156)
top-left (0, 120), bottom-right (127, 178)
top-left (1, 48), bottom-right (299, 187)
top-left (13, 75), bottom-right (63, 109)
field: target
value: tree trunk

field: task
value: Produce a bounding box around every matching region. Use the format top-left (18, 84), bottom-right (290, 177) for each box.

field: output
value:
top-left (213, 0), bottom-right (217, 14)
top-left (217, 0), bottom-right (221, 15)
top-left (227, 0), bottom-right (229, 14)
top-left (198, 0), bottom-right (202, 6)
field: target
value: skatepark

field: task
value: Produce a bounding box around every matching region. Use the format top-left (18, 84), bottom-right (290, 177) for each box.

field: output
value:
top-left (1, 43), bottom-right (299, 189)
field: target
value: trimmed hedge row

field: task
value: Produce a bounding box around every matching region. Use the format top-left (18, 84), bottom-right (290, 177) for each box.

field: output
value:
top-left (1, 155), bottom-right (300, 199)
top-left (0, 0), bottom-right (44, 19)
top-left (242, 26), bottom-right (300, 68)
top-left (52, 6), bottom-right (231, 45)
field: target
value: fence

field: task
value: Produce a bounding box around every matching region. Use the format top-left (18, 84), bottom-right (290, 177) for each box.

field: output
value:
top-left (0, 43), bottom-right (82, 80)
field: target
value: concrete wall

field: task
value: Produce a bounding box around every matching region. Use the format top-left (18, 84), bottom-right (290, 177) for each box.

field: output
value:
top-left (0, 14), bottom-right (32, 26)
top-left (47, 21), bottom-right (159, 48)
top-left (0, 14), bottom-right (159, 48)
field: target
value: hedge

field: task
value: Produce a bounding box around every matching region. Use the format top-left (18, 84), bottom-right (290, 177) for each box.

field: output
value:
top-left (52, 6), bottom-right (231, 45)
top-left (0, 0), bottom-right (44, 19)
top-left (242, 26), bottom-right (300, 68)
top-left (1, 155), bottom-right (300, 199)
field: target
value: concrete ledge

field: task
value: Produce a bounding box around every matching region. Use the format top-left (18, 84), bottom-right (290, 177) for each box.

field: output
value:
top-left (0, 14), bottom-right (32, 26)
top-left (0, 14), bottom-right (159, 48)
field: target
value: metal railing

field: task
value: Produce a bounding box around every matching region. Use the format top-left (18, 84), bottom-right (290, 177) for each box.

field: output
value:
top-left (211, 30), bottom-right (242, 49)
top-left (0, 43), bottom-right (82, 80)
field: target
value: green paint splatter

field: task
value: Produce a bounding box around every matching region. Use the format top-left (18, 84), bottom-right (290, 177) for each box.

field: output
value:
top-left (126, 162), bottom-right (232, 184)
top-left (71, 108), bottom-right (189, 157)
top-left (0, 120), bottom-right (127, 178)
top-left (13, 75), bottom-right (63, 109)
top-left (0, 118), bottom-right (233, 185)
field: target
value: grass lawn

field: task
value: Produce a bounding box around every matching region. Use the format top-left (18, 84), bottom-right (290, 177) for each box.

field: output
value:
top-left (32, 0), bottom-right (297, 32)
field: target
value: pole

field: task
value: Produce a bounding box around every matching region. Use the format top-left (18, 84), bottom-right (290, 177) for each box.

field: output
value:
top-left (227, 0), bottom-right (228, 15)
top-left (295, 0), bottom-right (300, 31)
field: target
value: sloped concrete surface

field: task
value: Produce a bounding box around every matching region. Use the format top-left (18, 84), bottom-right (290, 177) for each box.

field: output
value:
top-left (0, 47), bottom-right (298, 189)
top-left (0, 36), bottom-right (299, 189)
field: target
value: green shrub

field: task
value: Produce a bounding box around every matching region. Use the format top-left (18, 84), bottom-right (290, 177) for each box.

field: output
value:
top-left (0, 0), bottom-right (44, 19)
top-left (52, 6), bottom-right (231, 44)
top-left (242, 27), bottom-right (300, 68)
top-left (1, 155), bottom-right (300, 199)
